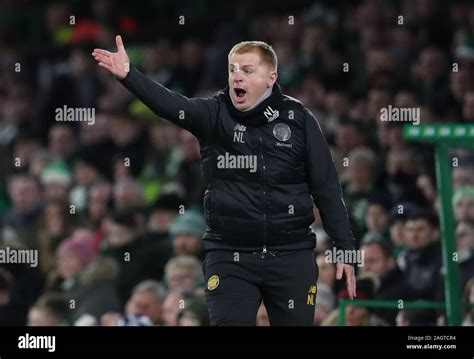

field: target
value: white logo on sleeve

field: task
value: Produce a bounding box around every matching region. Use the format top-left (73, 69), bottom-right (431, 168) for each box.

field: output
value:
top-left (264, 106), bottom-right (279, 122)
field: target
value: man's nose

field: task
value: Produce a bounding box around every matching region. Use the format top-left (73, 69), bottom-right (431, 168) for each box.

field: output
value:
top-left (233, 69), bottom-right (243, 82)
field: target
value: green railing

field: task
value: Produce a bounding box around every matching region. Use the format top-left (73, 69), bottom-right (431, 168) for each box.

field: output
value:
top-left (403, 123), bottom-right (474, 325)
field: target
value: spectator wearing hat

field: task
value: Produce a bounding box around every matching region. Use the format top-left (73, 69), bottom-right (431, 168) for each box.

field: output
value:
top-left (45, 232), bottom-right (123, 320)
top-left (170, 210), bottom-right (206, 260)
top-left (40, 161), bottom-right (72, 203)
top-left (146, 190), bottom-right (184, 240)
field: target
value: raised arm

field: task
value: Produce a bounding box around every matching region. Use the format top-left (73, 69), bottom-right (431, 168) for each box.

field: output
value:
top-left (92, 35), bottom-right (217, 139)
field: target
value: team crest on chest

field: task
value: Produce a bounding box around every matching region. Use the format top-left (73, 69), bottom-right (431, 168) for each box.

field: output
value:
top-left (273, 123), bottom-right (291, 142)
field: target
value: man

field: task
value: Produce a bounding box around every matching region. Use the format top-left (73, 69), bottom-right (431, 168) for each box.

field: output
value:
top-left (92, 36), bottom-right (356, 326)
top-left (102, 280), bottom-right (167, 326)
top-left (398, 210), bottom-right (442, 301)
top-left (360, 239), bottom-right (406, 325)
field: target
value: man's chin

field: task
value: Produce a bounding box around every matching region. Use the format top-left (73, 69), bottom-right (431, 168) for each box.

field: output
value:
top-left (233, 100), bottom-right (250, 110)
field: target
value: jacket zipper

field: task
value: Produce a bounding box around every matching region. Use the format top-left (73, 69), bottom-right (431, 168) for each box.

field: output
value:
top-left (258, 129), bottom-right (267, 257)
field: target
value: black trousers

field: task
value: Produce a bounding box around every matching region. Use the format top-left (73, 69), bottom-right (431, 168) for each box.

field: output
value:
top-left (203, 248), bottom-right (318, 326)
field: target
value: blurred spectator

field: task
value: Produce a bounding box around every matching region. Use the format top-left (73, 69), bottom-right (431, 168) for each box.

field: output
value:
top-left (313, 283), bottom-right (335, 326)
top-left (2, 175), bottom-right (43, 249)
top-left (462, 278), bottom-right (474, 326)
top-left (48, 124), bottom-right (77, 160)
top-left (102, 280), bottom-right (167, 326)
top-left (161, 289), bottom-right (197, 326)
top-left (40, 161), bottom-right (73, 203)
top-left (398, 210), bottom-right (442, 301)
top-left (38, 200), bottom-right (79, 274)
top-left (360, 239), bottom-right (406, 324)
top-left (27, 293), bottom-right (71, 326)
top-left (455, 220), bottom-right (474, 293)
top-left (147, 191), bottom-right (183, 238)
top-left (170, 210), bottom-right (206, 259)
top-left (178, 297), bottom-right (209, 326)
top-left (396, 308), bottom-right (437, 326)
top-left (101, 210), bottom-right (171, 303)
top-left (113, 177), bottom-right (145, 210)
top-left (452, 186), bottom-right (474, 222)
top-left (164, 255), bottom-right (203, 292)
top-left (452, 166), bottom-right (474, 191)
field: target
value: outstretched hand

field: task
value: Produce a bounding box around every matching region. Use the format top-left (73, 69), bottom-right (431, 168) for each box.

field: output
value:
top-left (92, 35), bottom-right (130, 80)
top-left (336, 263), bottom-right (356, 299)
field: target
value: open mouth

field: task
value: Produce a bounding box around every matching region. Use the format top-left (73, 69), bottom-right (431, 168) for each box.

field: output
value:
top-left (234, 88), bottom-right (247, 102)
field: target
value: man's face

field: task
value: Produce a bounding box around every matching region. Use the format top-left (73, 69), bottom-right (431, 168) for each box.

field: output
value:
top-left (365, 204), bottom-right (389, 232)
top-left (456, 222), bottom-right (474, 251)
top-left (168, 267), bottom-right (196, 292)
top-left (361, 243), bottom-right (393, 276)
top-left (455, 198), bottom-right (474, 222)
top-left (404, 219), bottom-right (438, 250)
top-left (228, 51), bottom-right (276, 110)
top-left (173, 234), bottom-right (202, 256)
top-left (9, 178), bottom-right (42, 213)
top-left (126, 291), bottom-right (162, 324)
top-left (161, 292), bottom-right (182, 326)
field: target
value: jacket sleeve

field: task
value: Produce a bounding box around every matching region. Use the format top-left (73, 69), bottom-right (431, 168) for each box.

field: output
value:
top-left (119, 65), bottom-right (217, 139)
top-left (304, 107), bottom-right (355, 252)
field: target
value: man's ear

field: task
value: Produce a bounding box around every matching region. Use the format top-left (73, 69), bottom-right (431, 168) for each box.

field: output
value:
top-left (268, 71), bottom-right (278, 88)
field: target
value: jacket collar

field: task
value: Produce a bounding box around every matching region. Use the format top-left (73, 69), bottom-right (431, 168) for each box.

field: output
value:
top-left (223, 83), bottom-right (284, 127)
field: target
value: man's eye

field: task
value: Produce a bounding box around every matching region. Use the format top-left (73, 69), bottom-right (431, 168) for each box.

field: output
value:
top-left (245, 70), bottom-right (252, 74)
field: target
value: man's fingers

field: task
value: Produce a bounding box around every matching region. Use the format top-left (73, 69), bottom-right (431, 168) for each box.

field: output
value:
top-left (353, 274), bottom-right (357, 298)
top-left (98, 62), bottom-right (113, 72)
top-left (348, 271), bottom-right (355, 299)
top-left (92, 48), bottom-right (112, 57)
top-left (94, 53), bottom-right (112, 66)
top-left (336, 263), bottom-right (343, 280)
top-left (115, 35), bottom-right (125, 53)
top-left (346, 266), bottom-right (356, 299)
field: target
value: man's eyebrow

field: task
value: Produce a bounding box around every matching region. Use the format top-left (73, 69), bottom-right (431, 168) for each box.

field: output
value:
top-left (229, 63), bottom-right (256, 68)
